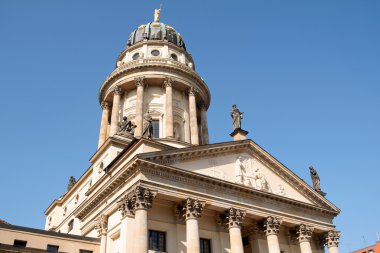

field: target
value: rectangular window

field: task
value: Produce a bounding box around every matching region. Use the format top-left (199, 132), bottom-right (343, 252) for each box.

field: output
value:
top-left (13, 240), bottom-right (27, 248)
top-left (149, 230), bottom-right (166, 252)
top-left (152, 120), bottom-right (160, 138)
top-left (47, 245), bottom-right (59, 252)
top-left (200, 238), bottom-right (212, 253)
top-left (79, 250), bottom-right (93, 253)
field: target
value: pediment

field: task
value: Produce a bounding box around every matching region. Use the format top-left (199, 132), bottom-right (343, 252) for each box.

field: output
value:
top-left (139, 140), bottom-right (339, 213)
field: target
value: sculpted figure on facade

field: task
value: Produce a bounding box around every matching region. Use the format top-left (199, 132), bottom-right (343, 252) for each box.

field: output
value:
top-left (67, 176), bottom-right (76, 191)
top-left (275, 184), bottom-right (286, 196)
top-left (143, 111), bottom-right (153, 138)
top-left (234, 155), bottom-right (246, 184)
top-left (252, 168), bottom-right (271, 192)
top-left (309, 166), bottom-right (326, 196)
top-left (231, 104), bottom-right (243, 130)
top-left (119, 116), bottom-right (135, 136)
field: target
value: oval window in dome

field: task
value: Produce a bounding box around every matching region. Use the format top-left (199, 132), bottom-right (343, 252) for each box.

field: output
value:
top-left (170, 54), bottom-right (178, 61)
top-left (132, 53), bottom-right (140, 60)
top-left (151, 50), bottom-right (160, 56)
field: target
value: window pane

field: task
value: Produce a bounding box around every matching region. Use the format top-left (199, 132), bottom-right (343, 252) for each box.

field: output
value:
top-left (152, 120), bottom-right (159, 138)
top-left (47, 245), bottom-right (59, 252)
top-left (200, 238), bottom-right (211, 253)
top-left (149, 230), bottom-right (166, 252)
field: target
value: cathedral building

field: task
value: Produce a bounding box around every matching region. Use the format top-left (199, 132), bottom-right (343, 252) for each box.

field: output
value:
top-left (0, 10), bottom-right (341, 253)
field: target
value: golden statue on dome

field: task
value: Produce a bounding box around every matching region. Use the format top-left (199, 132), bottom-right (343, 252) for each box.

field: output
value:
top-left (154, 4), bottom-right (162, 22)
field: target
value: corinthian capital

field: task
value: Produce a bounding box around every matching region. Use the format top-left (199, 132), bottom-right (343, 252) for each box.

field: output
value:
top-left (188, 87), bottom-right (198, 96)
top-left (181, 198), bottom-right (205, 220)
top-left (163, 77), bottom-right (175, 88)
top-left (131, 186), bottom-right (157, 210)
top-left (101, 101), bottom-right (111, 110)
top-left (135, 77), bottom-right (146, 87)
top-left (219, 207), bottom-right (246, 229)
top-left (112, 86), bottom-right (124, 95)
top-left (263, 216), bottom-right (281, 235)
top-left (297, 224), bottom-right (314, 242)
top-left (117, 195), bottom-right (135, 218)
top-left (325, 230), bottom-right (341, 248)
top-left (94, 215), bottom-right (108, 236)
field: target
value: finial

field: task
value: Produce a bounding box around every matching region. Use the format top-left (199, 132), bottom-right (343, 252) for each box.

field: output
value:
top-left (154, 4), bottom-right (162, 22)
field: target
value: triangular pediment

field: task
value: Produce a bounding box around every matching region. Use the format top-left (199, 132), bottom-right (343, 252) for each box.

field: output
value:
top-left (138, 139), bottom-right (340, 213)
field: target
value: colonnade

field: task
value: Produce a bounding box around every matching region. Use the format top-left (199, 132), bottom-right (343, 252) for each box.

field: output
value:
top-left (97, 77), bottom-right (209, 148)
top-left (94, 186), bottom-right (340, 253)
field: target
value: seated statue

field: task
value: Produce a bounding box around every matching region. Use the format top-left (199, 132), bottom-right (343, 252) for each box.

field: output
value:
top-left (118, 116), bottom-right (135, 136)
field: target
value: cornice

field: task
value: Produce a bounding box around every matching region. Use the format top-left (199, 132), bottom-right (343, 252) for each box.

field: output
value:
top-left (98, 59), bottom-right (211, 109)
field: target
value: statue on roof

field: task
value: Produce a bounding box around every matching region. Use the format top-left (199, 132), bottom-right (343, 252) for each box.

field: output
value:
top-left (154, 5), bottom-right (162, 22)
top-left (231, 104), bottom-right (243, 130)
top-left (309, 166), bottom-right (326, 196)
top-left (119, 116), bottom-right (135, 135)
top-left (67, 176), bottom-right (76, 191)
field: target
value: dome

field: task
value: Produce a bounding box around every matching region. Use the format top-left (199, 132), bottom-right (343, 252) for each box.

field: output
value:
top-left (127, 22), bottom-right (187, 51)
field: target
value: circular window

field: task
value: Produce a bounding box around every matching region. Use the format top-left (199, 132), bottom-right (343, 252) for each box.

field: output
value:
top-left (151, 50), bottom-right (160, 56)
top-left (170, 54), bottom-right (178, 61)
top-left (132, 53), bottom-right (140, 60)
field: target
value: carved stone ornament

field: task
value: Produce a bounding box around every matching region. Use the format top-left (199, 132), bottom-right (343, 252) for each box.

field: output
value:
top-left (263, 216), bottom-right (281, 235)
top-left (163, 77), bottom-right (174, 88)
top-left (135, 77), bottom-right (145, 87)
top-left (181, 198), bottom-right (205, 220)
top-left (101, 101), bottom-right (111, 110)
top-left (297, 224), bottom-right (314, 242)
top-left (325, 230), bottom-right (341, 248)
top-left (117, 195), bottom-right (135, 218)
top-left (131, 186), bottom-right (157, 210)
top-left (188, 87), bottom-right (197, 96)
top-left (219, 207), bottom-right (246, 229)
top-left (112, 86), bottom-right (123, 95)
top-left (94, 215), bottom-right (108, 236)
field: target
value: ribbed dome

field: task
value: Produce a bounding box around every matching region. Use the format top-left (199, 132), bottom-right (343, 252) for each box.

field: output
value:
top-left (127, 22), bottom-right (186, 51)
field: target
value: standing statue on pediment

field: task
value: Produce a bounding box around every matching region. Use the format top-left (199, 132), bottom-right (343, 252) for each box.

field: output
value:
top-left (231, 104), bottom-right (243, 130)
top-left (234, 156), bottom-right (246, 184)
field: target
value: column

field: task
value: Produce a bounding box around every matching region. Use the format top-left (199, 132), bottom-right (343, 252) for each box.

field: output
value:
top-left (134, 77), bottom-right (145, 138)
top-left (117, 195), bottom-right (135, 253)
top-left (98, 102), bottom-right (110, 148)
top-left (325, 230), bottom-right (341, 253)
top-left (132, 186), bottom-right (157, 253)
top-left (164, 77), bottom-right (174, 138)
top-left (95, 215), bottom-right (108, 253)
top-left (188, 87), bottom-right (199, 145)
top-left (183, 92), bottom-right (191, 143)
top-left (297, 224), bottom-right (314, 253)
top-left (182, 198), bottom-right (205, 253)
top-left (221, 207), bottom-right (246, 253)
top-left (264, 216), bottom-right (282, 253)
top-left (199, 103), bottom-right (209, 144)
top-left (109, 86), bottom-right (123, 136)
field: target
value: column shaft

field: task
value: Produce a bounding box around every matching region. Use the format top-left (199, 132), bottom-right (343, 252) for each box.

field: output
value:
top-left (200, 105), bottom-right (209, 144)
top-left (229, 227), bottom-right (244, 253)
top-left (300, 241), bottom-right (312, 253)
top-left (186, 218), bottom-right (200, 253)
top-left (165, 81), bottom-right (174, 138)
top-left (267, 234), bottom-right (281, 253)
top-left (110, 87), bottom-right (123, 136)
top-left (99, 234), bottom-right (107, 253)
top-left (184, 92), bottom-right (191, 143)
top-left (328, 246), bottom-right (339, 253)
top-left (134, 209), bottom-right (148, 253)
top-left (135, 80), bottom-right (145, 138)
top-left (189, 89), bottom-right (199, 145)
top-left (98, 103), bottom-right (110, 148)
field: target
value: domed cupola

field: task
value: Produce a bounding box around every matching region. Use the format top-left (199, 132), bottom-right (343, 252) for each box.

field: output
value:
top-left (127, 22), bottom-right (186, 51)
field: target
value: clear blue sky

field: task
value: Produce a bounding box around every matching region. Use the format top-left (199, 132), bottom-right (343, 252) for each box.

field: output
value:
top-left (1, 1), bottom-right (379, 252)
